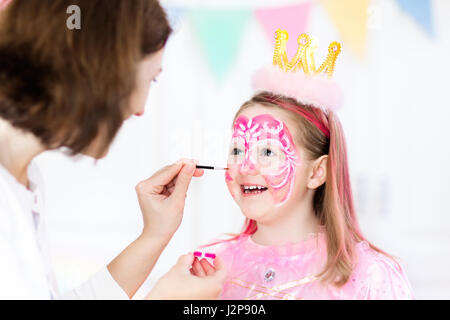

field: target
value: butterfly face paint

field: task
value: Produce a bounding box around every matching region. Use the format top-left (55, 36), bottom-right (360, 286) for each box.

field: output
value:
top-left (227, 114), bottom-right (300, 206)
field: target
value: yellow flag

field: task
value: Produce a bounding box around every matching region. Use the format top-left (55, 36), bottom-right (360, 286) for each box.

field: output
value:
top-left (318, 0), bottom-right (369, 59)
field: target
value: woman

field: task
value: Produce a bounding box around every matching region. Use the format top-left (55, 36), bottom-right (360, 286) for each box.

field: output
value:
top-left (0, 0), bottom-right (225, 299)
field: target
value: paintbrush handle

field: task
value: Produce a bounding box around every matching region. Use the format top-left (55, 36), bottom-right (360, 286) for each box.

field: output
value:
top-left (196, 165), bottom-right (228, 170)
top-left (196, 165), bottom-right (214, 170)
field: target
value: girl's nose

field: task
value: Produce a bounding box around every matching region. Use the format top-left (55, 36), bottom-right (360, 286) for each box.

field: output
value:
top-left (239, 158), bottom-right (259, 175)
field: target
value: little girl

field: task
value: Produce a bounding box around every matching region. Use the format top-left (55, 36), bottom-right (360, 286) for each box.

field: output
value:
top-left (191, 31), bottom-right (414, 300)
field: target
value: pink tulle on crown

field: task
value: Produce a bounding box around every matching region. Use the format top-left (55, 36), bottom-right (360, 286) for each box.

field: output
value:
top-left (251, 66), bottom-right (343, 111)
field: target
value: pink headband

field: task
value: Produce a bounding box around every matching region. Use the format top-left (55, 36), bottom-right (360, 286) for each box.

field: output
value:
top-left (260, 94), bottom-right (330, 138)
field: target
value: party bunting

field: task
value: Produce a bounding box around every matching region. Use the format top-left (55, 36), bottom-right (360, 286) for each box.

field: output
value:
top-left (254, 2), bottom-right (311, 59)
top-left (190, 8), bottom-right (251, 83)
top-left (318, 0), bottom-right (369, 59)
top-left (395, 0), bottom-right (434, 36)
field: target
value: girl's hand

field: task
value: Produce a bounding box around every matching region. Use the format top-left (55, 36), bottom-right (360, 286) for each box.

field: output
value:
top-left (135, 159), bottom-right (204, 240)
top-left (146, 253), bottom-right (226, 300)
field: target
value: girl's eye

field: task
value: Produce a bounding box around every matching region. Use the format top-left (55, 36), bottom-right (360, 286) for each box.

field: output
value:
top-left (231, 147), bottom-right (244, 156)
top-left (260, 148), bottom-right (275, 157)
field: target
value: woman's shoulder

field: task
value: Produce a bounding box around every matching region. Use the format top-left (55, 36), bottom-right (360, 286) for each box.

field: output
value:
top-left (350, 240), bottom-right (415, 299)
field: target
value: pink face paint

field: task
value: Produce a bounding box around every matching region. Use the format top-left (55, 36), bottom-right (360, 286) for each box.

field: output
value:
top-left (204, 253), bottom-right (216, 259)
top-left (228, 114), bottom-right (300, 206)
top-left (193, 251), bottom-right (217, 259)
top-left (225, 171), bottom-right (236, 198)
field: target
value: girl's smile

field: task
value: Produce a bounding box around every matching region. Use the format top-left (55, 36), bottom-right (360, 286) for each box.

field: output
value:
top-left (240, 183), bottom-right (268, 196)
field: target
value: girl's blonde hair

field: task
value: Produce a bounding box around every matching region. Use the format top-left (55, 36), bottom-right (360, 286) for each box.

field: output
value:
top-left (225, 91), bottom-right (398, 287)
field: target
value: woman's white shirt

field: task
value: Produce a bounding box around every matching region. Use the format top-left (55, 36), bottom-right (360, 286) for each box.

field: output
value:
top-left (0, 161), bottom-right (129, 299)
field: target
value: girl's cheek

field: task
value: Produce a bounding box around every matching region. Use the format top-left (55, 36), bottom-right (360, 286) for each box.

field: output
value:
top-left (261, 164), bottom-right (296, 205)
top-left (225, 170), bottom-right (235, 198)
top-left (226, 182), bottom-right (235, 198)
top-left (225, 166), bottom-right (239, 199)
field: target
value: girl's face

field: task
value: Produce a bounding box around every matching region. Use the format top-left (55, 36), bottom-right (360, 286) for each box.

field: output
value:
top-left (225, 104), bottom-right (312, 224)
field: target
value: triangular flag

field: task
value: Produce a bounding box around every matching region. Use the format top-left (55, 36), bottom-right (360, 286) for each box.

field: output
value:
top-left (395, 0), bottom-right (434, 36)
top-left (190, 8), bottom-right (251, 83)
top-left (318, 0), bottom-right (369, 59)
top-left (255, 2), bottom-right (311, 59)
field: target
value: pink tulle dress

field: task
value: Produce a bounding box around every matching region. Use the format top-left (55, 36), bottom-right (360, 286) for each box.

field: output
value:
top-left (203, 230), bottom-right (414, 300)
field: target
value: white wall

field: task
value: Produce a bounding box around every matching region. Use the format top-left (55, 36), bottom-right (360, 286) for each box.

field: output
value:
top-left (35, 0), bottom-right (450, 299)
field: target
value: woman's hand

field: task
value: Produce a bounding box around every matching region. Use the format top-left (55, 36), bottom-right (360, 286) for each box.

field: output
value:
top-left (191, 257), bottom-right (216, 277)
top-left (108, 160), bottom-right (204, 298)
top-left (146, 253), bottom-right (226, 300)
top-left (135, 159), bottom-right (204, 240)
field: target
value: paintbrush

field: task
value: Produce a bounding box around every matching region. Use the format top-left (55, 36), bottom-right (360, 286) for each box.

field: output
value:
top-left (196, 165), bottom-right (228, 170)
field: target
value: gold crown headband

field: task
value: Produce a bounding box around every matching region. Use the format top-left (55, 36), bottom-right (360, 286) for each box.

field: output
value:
top-left (272, 29), bottom-right (341, 78)
top-left (252, 29), bottom-right (344, 111)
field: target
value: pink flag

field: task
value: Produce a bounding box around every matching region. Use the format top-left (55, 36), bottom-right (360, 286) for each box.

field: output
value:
top-left (255, 2), bottom-right (312, 59)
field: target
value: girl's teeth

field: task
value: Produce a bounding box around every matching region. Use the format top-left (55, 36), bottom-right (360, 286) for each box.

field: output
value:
top-left (242, 185), bottom-right (267, 192)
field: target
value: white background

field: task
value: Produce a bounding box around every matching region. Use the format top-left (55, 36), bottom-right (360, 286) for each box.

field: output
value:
top-left (34, 0), bottom-right (450, 299)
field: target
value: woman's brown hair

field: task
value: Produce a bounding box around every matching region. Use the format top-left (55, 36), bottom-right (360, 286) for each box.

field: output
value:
top-left (0, 0), bottom-right (172, 156)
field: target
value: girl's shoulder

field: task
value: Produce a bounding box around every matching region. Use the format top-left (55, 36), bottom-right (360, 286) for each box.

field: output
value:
top-left (350, 240), bottom-right (415, 299)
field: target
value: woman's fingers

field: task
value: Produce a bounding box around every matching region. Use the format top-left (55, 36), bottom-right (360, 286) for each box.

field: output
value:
top-left (135, 158), bottom-right (197, 200)
top-left (165, 168), bottom-right (202, 196)
top-left (135, 158), bottom-right (204, 239)
top-left (193, 168), bottom-right (204, 177)
top-left (168, 162), bottom-right (196, 205)
top-left (148, 253), bottom-right (226, 300)
top-left (192, 257), bottom-right (206, 277)
top-left (199, 258), bottom-right (215, 276)
top-left (138, 159), bottom-right (197, 195)
top-left (190, 257), bottom-right (216, 277)
top-left (136, 163), bottom-right (183, 195)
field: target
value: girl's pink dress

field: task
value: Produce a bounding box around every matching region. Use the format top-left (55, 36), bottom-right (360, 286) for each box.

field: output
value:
top-left (203, 231), bottom-right (414, 300)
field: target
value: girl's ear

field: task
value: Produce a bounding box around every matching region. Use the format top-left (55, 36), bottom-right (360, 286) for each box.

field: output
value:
top-left (307, 155), bottom-right (328, 189)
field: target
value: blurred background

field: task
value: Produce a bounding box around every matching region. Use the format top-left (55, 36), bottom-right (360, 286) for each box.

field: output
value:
top-left (31, 0), bottom-right (450, 299)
